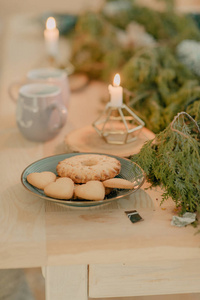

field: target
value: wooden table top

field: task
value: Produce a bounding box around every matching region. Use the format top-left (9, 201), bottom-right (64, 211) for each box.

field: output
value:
top-left (0, 14), bottom-right (199, 270)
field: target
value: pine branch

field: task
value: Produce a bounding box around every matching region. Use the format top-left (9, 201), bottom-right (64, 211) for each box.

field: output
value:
top-left (131, 112), bottom-right (200, 214)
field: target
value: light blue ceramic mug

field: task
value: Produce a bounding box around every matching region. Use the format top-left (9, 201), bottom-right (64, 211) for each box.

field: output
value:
top-left (9, 67), bottom-right (70, 108)
top-left (27, 68), bottom-right (70, 108)
top-left (16, 83), bottom-right (67, 142)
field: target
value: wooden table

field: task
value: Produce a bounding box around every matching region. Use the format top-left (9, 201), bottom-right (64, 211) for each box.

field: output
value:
top-left (0, 14), bottom-right (200, 300)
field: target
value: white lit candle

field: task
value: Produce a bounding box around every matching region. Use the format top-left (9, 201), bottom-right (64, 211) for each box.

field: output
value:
top-left (44, 17), bottom-right (59, 58)
top-left (108, 73), bottom-right (123, 106)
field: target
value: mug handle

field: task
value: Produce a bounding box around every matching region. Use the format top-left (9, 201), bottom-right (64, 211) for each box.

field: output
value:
top-left (8, 80), bottom-right (24, 102)
top-left (48, 103), bottom-right (67, 131)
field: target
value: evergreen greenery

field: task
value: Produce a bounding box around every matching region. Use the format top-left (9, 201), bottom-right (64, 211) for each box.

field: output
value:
top-left (69, 0), bottom-right (200, 133)
top-left (104, 0), bottom-right (200, 48)
top-left (131, 112), bottom-right (200, 213)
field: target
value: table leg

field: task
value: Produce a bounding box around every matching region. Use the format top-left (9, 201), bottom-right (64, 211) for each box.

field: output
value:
top-left (44, 265), bottom-right (88, 300)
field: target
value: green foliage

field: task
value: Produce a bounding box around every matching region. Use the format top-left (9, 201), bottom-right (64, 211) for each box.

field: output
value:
top-left (69, 0), bottom-right (200, 133)
top-left (101, 49), bottom-right (133, 82)
top-left (131, 113), bottom-right (200, 213)
top-left (70, 12), bottom-right (122, 79)
top-left (103, 0), bottom-right (200, 47)
top-left (185, 98), bottom-right (200, 124)
top-left (121, 47), bottom-right (200, 133)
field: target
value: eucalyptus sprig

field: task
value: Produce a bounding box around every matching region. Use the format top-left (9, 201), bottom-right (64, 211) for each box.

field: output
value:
top-left (131, 112), bottom-right (200, 214)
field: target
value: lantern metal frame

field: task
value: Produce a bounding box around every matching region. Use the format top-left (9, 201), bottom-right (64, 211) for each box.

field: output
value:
top-left (92, 102), bottom-right (145, 145)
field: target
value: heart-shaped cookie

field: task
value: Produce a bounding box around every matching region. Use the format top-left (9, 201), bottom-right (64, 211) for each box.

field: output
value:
top-left (103, 178), bottom-right (135, 189)
top-left (44, 177), bottom-right (74, 199)
top-left (74, 181), bottom-right (105, 201)
top-left (27, 171), bottom-right (56, 190)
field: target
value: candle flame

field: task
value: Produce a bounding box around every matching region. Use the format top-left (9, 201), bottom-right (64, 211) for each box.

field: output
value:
top-left (113, 73), bottom-right (120, 87)
top-left (46, 17), bottom-right (56, 30)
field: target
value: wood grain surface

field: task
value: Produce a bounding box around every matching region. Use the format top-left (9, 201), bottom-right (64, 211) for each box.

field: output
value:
top-left (65, 125), bottom-right (155, 157)
top-left (45, 265), bottom-right (88, 300)
top-left (0, 11), bottom-right (200, 300)
top-left (89, 260), bottom-right (200, 297)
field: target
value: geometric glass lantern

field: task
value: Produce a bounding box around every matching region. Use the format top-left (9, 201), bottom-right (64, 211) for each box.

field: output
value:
top-left (93, 73), bottom-right (145, 145)
top-left (92, 102), bottom-right (145, 145)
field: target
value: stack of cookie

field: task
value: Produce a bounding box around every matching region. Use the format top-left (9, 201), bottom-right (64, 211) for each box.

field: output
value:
top-left (27, 154), bottom-right (135, 201)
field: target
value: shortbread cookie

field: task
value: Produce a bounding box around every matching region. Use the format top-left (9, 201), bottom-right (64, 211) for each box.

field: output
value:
top-left (44, 177), bottom-right (74, 199)
top-left (103, 178), bottom-right (135, 189)
top-left (74, 181), bottom-right (105, 201)
top-left (27, 171), bottom-right (56, 190)
top-left (56, 154), bottom-right (121, 183)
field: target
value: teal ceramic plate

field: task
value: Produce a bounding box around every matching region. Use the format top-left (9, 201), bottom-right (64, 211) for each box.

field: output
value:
top-left (21, 153), bottom-right (145, 208)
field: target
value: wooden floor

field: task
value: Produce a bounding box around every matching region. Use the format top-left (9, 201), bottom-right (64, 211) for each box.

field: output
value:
top-left (24, 268), bottom-right (200, 300)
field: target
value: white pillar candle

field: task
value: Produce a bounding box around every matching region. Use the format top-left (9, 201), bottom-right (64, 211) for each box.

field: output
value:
top-left (44, 17), bottom-right (59, 58)
top-left (108, 73), bottom-right (123, 106)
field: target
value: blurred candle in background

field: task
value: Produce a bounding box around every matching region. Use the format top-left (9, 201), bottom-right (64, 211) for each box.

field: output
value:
top-left (44, 17), bottom-right (59, 58)
top-left (108, 73), bottom-right (123, 106)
